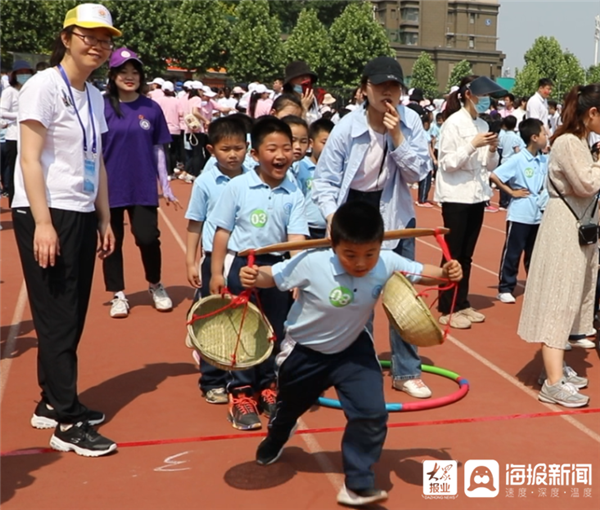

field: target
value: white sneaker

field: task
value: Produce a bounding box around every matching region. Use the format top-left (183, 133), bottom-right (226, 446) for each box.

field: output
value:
top-left (497, 292), bottom-right (516, 304)
top-left (394, 378), bottom-right (432, 398)
top-left (568, 338), bottom-right (596, 349)
top-left (149, 283), bottom-right (172, 311)
top-left (110, 296), bottom-right (129, 318)
top-left (337, 485), bottom-right (388, 506)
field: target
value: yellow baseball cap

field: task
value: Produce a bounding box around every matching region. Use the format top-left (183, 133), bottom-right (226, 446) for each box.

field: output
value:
top-left (63, 3), bottom-right (121, 37)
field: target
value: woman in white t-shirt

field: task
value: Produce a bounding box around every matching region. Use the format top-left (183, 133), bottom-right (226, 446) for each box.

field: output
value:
top-left (11, 3), bottom-right (120, 457)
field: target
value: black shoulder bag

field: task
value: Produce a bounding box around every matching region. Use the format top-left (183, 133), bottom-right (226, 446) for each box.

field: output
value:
top-left (549, 178), bottom-right (599, 246)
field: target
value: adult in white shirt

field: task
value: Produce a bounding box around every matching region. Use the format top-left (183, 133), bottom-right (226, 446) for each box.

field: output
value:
top-left (434, 75), bottom-right (503, 329)
top-left (526, 78), bottom-right (553, 135)
top-left (12, 3), bottom-right (118, 456)
top-left (0, 60), bottom-right (34, 203)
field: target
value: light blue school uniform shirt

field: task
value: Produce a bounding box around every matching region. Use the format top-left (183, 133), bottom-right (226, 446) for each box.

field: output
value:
top-left (296, 156), bottom-right (327, 229)
top-left (429, 123), bottom-right (441, 150)
top-left (272, 249), bottom-right (423, 354)
top-left (499, 129), bottom-right (525, 161)
top-left (208, 168), bottom-right (309, 253)
top-left (493, 149), bottom-right (548, 225)
top-left (313, 105), bottom-right (430, 250)
top-left (184, 160), bottom-right (250, 252)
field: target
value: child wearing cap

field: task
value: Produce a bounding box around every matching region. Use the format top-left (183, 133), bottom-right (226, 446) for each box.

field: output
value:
top-left (12, 2), bottom-right (121, 457)
top-left (240, 201), bottom-right (462, 506)
top-left (207, 116), bottom-right (308, 431)
top-left (102, 47), bottom-right (179, 319)
top-left (313, 56), bottom-right (434, 400)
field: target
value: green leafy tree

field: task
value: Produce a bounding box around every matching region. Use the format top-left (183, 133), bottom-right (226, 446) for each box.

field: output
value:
top-left (284, 8), bottom-right (329, 80)
top-left (555, 52), bottom-right (585, 99)
top-left (410, 52), bottom-right (439, 98)
top-left (446, 60), bottom-right (472, 91)
top-left (104, 0), bottom-right (181, 76)
top-left (268, 0), bottom-right (353, 34)
top-left (171, 0), bottom-right (230, 73)
top-left (326, 1), bottom-right (394, 88)
top-left (587, 65), bottom-right (600, 84)
top-left (227, 0), bottom-right (285, 83)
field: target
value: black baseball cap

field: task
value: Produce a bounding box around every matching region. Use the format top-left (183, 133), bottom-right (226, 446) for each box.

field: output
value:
top-left (362, 56), bottom-right (404, 85)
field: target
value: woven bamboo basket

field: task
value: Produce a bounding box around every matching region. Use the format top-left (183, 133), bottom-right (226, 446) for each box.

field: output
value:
top-left (382, 272), bottom-right (444, 347)
top-left (186, 294), bottom-right (275, 370)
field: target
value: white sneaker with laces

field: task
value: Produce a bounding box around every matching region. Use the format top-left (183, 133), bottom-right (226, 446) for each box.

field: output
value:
top-left (110, 296), bottom-right (129, 318)
top-left (497, 292), bottom-right (516, 304)
top-left (149, 283), bottom-right (172, 311)
top-left (394, 378), bottom-right (432, 399)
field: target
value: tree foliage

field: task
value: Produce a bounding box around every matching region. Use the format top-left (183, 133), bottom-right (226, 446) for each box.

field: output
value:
top-left (587, 65), bottom-right (600, 85)
top-left (410, 52), bottom-right (439, 98)
top-left (325, 1), bottom-right (394, 88)
top-left (284, 8), bottom-right (329, 81)
top-left (171, 0), bottom-right (230, 73)
top-left (227, 0), bottom-right (285, 83)
top-left (555, 52), bottom-right (585, 99)
top-left (447, 60), bottom-right (472, 90)
top-left (268, 0), bottom-right (353, 34)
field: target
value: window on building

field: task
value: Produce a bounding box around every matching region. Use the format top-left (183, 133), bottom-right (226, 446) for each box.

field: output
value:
top-left (401, 7), bottom-right (419, 23)
top-left (400, 31), bottom-right (418, 46)
top-left (469, 13), bottom-right (476, 24)
top-left (469, 37), bottom-right (475, 49)
top-left (446, 35), bottom-right (454, 48)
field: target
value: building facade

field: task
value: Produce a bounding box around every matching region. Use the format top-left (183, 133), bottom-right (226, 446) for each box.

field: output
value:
top-left (372, 0), bottom-right (505, 92)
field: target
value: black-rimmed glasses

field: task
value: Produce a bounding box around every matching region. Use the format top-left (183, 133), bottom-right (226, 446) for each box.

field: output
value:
top-left (72, 32), bottom-right (114, 50)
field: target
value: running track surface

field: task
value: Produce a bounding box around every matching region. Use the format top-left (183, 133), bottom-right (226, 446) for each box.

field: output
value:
top-left (1, 185), bottom-right (599, 510)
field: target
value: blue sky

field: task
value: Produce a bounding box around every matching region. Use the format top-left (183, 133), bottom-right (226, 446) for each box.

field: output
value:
top-left (497, 0), bottom-right (600, 74)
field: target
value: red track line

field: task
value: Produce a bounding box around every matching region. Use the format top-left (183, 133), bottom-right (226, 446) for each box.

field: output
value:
top-left (3, 407), bottom-right (599, 458)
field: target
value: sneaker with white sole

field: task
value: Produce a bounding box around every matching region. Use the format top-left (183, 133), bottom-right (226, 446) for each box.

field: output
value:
top-left (538, 365), bottom-right (588, 389)
top-left (110, 296), bottom-right (129, 318)
top-left (204, 387), bottom-right (229, 404)
top-left (568, 338), bottom-right (596, 349)
top-left (31, 401), bottom-right (105, 429)
top-left (497, 292), bottom-right (516, 304)
top-left (337, 485), bottom-right (388, 507)
top-left (50, 421), bottom-right (117, 457)
top-left (538, 378), bottom-right (589, 407)
top-left (149, 283), bottom-right (172, 311)
top-left (393, 378), bottom-right (432, 398)
top-left (439, 313), bottom-right (471, 329)
top-left (459, 307), bottom-right (485, 323)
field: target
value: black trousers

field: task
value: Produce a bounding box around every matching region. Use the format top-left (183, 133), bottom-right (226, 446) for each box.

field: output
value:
top-left (270, 332), bottom-right (388, 491)
top-left (5, 139), bottom-right (18, 205)
top-left (438, 202), bottom-right (486, 313)
top-left (185, 133), bottom-right (208, 177)
top-left (103, 205), bottom-right (161, 292)
top-left (13, 207), bottom-right (97, 423)
top-left (498, 221), bottom-right (539, 294)
top-left (227, 254), bottom-right (290, 392)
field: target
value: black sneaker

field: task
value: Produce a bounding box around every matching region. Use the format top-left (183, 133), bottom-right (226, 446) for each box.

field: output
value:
top-left (228, 386), bottom-right (261, 430)
top-left (50, 422), bottom-right (117, 457)
top-left (256, 422), bottom-right (298, 466)
top-left (259, 384), bottom-right (277, 418)
top-left (31, 401), bottom-right (105, 429)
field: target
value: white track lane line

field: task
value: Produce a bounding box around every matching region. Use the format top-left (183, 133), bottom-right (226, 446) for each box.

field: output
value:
top-left (157, 207), bottom-right (345, 490)
top-left (417, 238), bottom-right (600, 443)
top-left (0, 280), bottom-right (28, 404)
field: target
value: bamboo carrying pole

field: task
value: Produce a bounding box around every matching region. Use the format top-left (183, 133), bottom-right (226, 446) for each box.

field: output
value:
top-left (238, 227), bottom-right (450, 257)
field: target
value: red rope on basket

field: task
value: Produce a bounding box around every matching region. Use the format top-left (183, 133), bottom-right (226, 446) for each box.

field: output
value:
top-left (398, 228), bottom-right (458, 342)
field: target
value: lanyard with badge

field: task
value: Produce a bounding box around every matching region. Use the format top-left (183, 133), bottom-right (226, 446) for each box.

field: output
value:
top-left (58, 65), bottom-right (97, 194)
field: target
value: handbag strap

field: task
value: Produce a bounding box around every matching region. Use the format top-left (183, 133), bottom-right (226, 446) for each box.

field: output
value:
top-left (549, 177), bottom-right (598, 222)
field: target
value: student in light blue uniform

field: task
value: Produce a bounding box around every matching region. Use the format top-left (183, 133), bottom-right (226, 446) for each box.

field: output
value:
top-left (296, 118), bottom-right (334, 238)
top-left (239, 202), bottom-right (462, 507)
top-left (313, 56), bottom-right (432, 399)
top-left (490, 118), bottom-right (548, 304)
top-left (208, 116), bottom-right (308, 431)
top-left (185, 117), bottom-right (250, 404)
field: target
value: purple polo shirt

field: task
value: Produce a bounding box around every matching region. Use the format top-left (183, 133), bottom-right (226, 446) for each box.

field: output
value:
top-left (103, 95), bottom-right (172, 208)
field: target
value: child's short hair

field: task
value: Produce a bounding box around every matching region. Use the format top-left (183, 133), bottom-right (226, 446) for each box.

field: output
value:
top-left (281, 115), bottom-right (308, 132)
top-left (519, 118), bottom-right (544, 145)
top-left (228, 112), bottom-right (254, 134)
top-left (548, 100), bottom-right (558, 110)
top-left (504, 93), bottom-right (515, 103)
top-left (436, 113), bottom-right (444, 122)
top-left (501, 115), bottom-right (517, 132)
top-left (207, 116), bottom-right (247, 146)
top-left (309, 118), bottom-right (335, 140)
top-left (331, 201), bottom-right (384, 246)
top-left (272, 93), bottom-right (302, 114)
top-left (251, 116), bottom-right (293, 149)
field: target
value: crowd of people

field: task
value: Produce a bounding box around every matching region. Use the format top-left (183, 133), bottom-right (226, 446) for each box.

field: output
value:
top-left (2, 2), bottom-right (600, 507)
